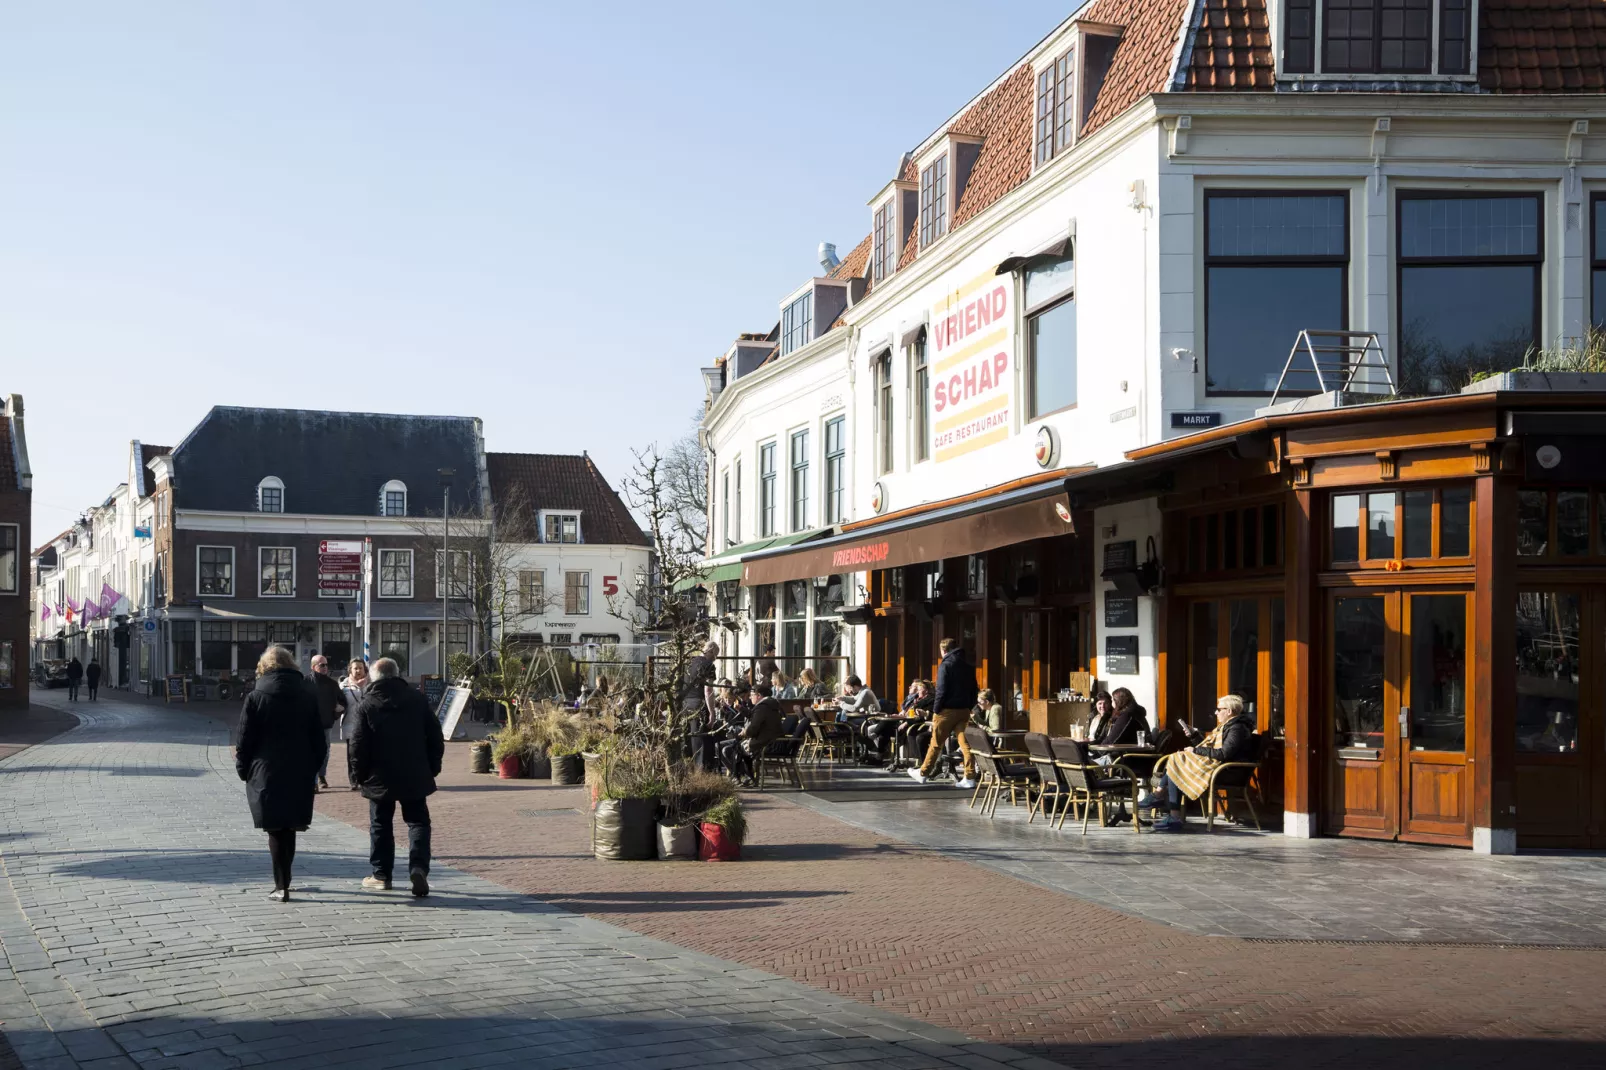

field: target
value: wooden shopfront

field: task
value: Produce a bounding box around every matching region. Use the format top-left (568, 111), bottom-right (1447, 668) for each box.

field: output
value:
top-left (740, 471), bottom-right (1095, 714)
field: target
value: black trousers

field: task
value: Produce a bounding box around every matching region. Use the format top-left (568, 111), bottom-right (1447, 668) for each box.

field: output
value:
top-left (267, 829), bottom-right (297, 890)
top-left (369, 797), bottom-right (431, 879)
top-left (67, 683), bottom-right (79, 700)
top-left (87, 683), bottom-right (98, 700)
top-left (718, 738), bottom-right (754, 780)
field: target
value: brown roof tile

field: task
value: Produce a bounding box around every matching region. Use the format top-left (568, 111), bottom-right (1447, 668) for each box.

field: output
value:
top-left (1184, 0), bottom-right (1276, 90)
top-left (1082, 0), bottom-right (1194, 130)
top-left (486, 452), bottom-right (649, 547)
top-left (951, 64), bottom-right (1035, 229)
top-left (830, 233), bottom-right (872, 281)
top-left (1481, 0), bottom-right (1606, 92)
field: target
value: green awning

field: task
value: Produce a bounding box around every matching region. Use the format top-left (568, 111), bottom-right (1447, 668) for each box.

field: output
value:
top-left (672, 529), bottom-right (830, 592)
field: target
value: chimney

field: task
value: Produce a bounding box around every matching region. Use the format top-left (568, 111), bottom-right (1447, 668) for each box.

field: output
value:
top-left (818, 242), bottom-right (840, 273)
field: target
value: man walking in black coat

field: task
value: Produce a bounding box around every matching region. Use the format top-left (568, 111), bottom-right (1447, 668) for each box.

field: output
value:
top-left (307, 655), bottom-right (345, 790)
top-left (65, 657), bottom-right (82, 702)
top-left (910, 638), bottom-right (979, 788)
top-left (349, 657), bottom-right (444, 897)
top-left (85, 658), bottom-right (102, 701)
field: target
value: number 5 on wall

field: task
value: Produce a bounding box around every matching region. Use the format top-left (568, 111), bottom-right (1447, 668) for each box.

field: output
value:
top-left (602, 576), bottom-right (619, 596)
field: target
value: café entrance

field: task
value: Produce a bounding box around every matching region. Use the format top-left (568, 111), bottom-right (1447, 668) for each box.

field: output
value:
top-left (1326, 587), bottom-right (1472, 846)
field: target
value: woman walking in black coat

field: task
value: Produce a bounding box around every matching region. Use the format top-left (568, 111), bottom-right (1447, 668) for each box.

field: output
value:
top-left (235, 646), bottom-right (324, 902)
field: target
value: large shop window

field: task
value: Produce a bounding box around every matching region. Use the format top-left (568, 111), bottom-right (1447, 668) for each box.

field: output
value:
top-left (1398, 192), bottom-right (1541, 395)
top-left (1331, 485), bottom-right (1473, 566)
top-left (1187, 596), bottom-right (1286, 736)
top-left (0, 640), bottom-right (13, 689)
top-left (1204, 191), bottom-right (1347, 395)
top-left (235, 623), bottom-right (268, 674)
top-left (201, 622), bottom-right (232, 673)
top-left (1515, 486), bottom-right (1606, 560)
top-left (1025, 254), bottom-right (1077, 417)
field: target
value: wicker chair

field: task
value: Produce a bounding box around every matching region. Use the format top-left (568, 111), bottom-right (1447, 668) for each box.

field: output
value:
top-left (1198, 733), bottom-right (1268, 831)
top-left (755, 736), bottom-right (804, 790)
top-left (964, 725), bottom-right (1035, 818)
top-left (1023, 732), bottom-right (1074, 825)
top-left (1049, 736), bottom-right (1140, 833)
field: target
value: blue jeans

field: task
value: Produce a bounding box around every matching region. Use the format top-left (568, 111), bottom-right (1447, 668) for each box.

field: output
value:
top-left (369, 797), bottom-right (432, 879)
top-left (1157, 772), bottom-right (1185, 809)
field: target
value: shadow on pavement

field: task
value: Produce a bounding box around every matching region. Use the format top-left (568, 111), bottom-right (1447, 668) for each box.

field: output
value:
top-left (1024, 1036), bottom-right (1606, 1070)
top-left (540, 889), bottom-right (846, 913)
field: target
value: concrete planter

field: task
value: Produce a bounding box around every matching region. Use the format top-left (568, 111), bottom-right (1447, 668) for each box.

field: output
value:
top-left (1461, 371), bottom-right (1606, 394)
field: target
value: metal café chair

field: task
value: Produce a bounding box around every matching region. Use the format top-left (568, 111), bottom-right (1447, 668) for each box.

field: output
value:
top-left (1023, 732), bottom-right (1074, 825)
top-left (1199, 732), bottom-right (1268, 831)
top-left (963, 725), bottom-right (1035, 818)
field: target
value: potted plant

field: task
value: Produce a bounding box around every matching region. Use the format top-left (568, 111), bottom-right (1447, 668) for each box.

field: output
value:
top-left (698, 796), bottom-right (746, 862)
top-left (591, 743), bottom-right (668, 861)
top-left (469, 740), bottom-right (492, 774)
top-left (522, 718), bottom-right (553, 779)
top-left (660, 769), bottom-right (733, 861)
top-left (490, 725), bottom-right (525, 779)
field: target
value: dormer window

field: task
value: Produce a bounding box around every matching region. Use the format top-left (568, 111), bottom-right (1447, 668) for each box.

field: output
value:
top-left (873, 199), bottom-right (897, 282)
top-left (919, 154), bottom-right (948, 247)
top-left (257, 476), bottom-right (284, 514)
top-left (1283, 0), bottom-right (1472, 77)
top-left (781, 291), bottom-right (813, 356)
top-left (543, 511), bottom-right (581, 544)
top-left (379, 480), bottom-right (407, 517)
top-left (1035, 47), bottom-right (1075, 166)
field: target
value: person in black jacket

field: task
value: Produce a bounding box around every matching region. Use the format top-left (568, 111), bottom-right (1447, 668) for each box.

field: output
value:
top-left (720, 683), bottom-right (785, 785)
top-left (349, 657), bottom-right (444, 897)
top-left (65, 657), bottom-right (83, 701)
top-left (1144, 694), bottom-right (1256, 832)
top-left (1101, 688), bottom-right (1149, 747)
top-left (308, 655), bottom-right (346, 790)
top-left (910, 639), bottom-right (979, 787)
top-left (234, 646), bottom-right (324, 902)
top-left (85, 658), bottom-right (102, 700)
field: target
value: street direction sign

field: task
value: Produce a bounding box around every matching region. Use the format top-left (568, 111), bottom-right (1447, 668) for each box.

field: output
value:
top-left (318, 578), bottom-right (361, 591)
top-left (320, 540), bottom-right (362, 555)
top-left (319, 553), bottom-right (361, 569)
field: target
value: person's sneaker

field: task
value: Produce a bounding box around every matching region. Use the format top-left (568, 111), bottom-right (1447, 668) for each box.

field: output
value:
top-left (268, 888), bottom-right (290, 903)
top-left (1137, 792), bottom-right (1163, 810)
top-left (907, 768), bottom-right (927, 784)
top-left (1150, 815), bottom-right (1186, 832)
top-left (361, 876), bottom-right (392, 891)
top-left (318, 777), bottom-right (329, 788)
top-left (955, 778), bottom-right (977, 789)
top-left (409, 870), bottom-right (429, 898)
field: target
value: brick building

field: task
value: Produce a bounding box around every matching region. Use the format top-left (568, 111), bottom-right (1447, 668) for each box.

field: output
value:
top-left (0, 395), bottom-right (32, 709)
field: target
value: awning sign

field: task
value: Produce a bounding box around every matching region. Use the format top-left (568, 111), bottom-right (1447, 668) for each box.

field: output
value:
top-left (930, 269), bottom-right (1014, 463)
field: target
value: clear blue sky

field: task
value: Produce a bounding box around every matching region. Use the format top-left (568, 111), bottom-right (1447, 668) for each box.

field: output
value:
top-left (2, 1), bottom-right (1076, 540)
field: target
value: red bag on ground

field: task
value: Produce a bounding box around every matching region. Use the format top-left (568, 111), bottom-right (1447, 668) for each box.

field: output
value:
top-left (698, 822), bottom-right (740, 861)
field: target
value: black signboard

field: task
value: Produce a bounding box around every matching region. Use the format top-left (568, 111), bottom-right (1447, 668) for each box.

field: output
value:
top-left (164, 674), bottom-right (188, 703)
top-left (1171, 411), bottom-right (1222, 429)
top-left (1104, 596), bottom-right (1139, 629)
top-left (1103, 636), bottom-right (1140, 676)
top-left (421, 674), bottom-right (446, 712)
top-left (1102, 540), bottom-right (1137, 573)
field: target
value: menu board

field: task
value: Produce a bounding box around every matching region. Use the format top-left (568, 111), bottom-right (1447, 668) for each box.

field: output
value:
top-left (165, 675), bottom-right (188, 703)
top-left (1104, 596), bottom-right (1139, 629)
top-left (1104, 636), bottom-right (1140, 676)
top-left (1102, 540), bottom-right (1137, 573)
top-left (421, 674), bottom-right (446, 713)
top-left (436, 686), bottom-right (472, 740)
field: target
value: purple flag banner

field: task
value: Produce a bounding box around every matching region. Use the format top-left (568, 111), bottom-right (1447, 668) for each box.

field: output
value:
top-left (40, 603), bottom-right (51, 621)
top-left (66, 596), bottom-right (81, 613)
top-left (99, 583), bottom-right (122, 610)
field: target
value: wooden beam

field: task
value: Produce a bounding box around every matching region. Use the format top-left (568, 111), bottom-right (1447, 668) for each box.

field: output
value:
top-left (1284, 488), bottom-right (1316, 832)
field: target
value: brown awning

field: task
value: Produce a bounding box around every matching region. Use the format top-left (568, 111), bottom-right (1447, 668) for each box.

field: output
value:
top-left (995, 234), bottom-right (1073, 275)
top-left (740, 477), bottom-right (1076, 586)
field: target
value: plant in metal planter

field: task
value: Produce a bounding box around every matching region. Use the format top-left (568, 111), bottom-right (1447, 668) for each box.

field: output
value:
top-left (659, 768), bottom-right (734, 861)
top-left (469, 740), bottom-right (492, 774)
top-left (698, 796), bottom-right (747, 862)
top-left (591, 742), bottom-right (669, 861)
top-left (521, 716), bottom-right (553, 779)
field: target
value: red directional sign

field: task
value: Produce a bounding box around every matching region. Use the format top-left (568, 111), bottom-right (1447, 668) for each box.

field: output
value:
top-left (320, 540), bottom-right (363, 555)
top-left (318, 578), bottom-right (360, 591)
top-left (319, 553), bottom-right (361, 569)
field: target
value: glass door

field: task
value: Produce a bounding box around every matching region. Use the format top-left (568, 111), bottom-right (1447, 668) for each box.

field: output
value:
top-left (1399, 594), bottom-right (1471, 843)
top-left (1328, 593), bottom-right (1396, 837)
top-left (1514, 590), bottom-right (1605, 847)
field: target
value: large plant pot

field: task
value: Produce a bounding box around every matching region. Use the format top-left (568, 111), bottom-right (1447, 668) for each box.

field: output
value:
top-left (698, 822), bottom-right (741, 862)
top-left (658, 822), bottom-right (697, 860)
top-left (496, 754), bottom-right (522, 779)
top-left (552, 753), bottom-right (584, 785)
top-left (470, 742), bottom-right (492, 774)
top-left (524, 754), bottom-right (552, 780)
top-left (592, 797), bottom-right (659, 861)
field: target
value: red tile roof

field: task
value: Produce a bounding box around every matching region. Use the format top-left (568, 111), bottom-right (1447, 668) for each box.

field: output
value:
top-left (1081, 0), bottom-right (1195, 129)
top-left (830, 234), bottom-right (871, 281)
top-left (1184, 0), bottom-right (1275, 90)
top-left (486, 452), bottom-right (649, 547)
top-left (1481, 0), bottom-right (1606, 92)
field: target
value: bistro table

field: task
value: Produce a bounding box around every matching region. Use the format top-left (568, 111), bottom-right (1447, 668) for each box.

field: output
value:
top-left (990, 729), bottom-right (1029, 755)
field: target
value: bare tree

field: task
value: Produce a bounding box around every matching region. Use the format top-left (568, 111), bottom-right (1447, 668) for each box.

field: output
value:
top-left (660, 414), bottom-right (708, 552)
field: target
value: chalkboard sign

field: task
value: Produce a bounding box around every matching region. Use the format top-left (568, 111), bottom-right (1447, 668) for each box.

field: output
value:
top-left (437, 686), bottom-right (472, 740)
top-left (164, 675), bottom-right (188, 703)
top-left (1102, 540), bottom-right (1137, 573)
top-left (1103, 636), bottom-right (1140, 676)
top-left (1104, 596), bottom-right (1139, 629)
top-left (421, 674), bottom-right (446, 712)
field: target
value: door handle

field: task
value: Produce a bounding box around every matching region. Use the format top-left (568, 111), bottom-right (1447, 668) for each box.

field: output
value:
top-left (1398, 706), bottom-right (1410, 740)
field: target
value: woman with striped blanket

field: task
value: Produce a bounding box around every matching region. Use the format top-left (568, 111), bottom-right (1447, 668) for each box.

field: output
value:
top-left (1143, 694), bottom-right (1255, 832)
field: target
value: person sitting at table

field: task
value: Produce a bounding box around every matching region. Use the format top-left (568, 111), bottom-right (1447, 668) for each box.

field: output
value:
top-left (771, 670), bottom-right (799, 700)
top-left (1085, 691), bottom-right (1115, 742)
top-left (797, 667), bottom-right (830, 702)
top-left (970, 689), bottom-right (1005, 733)
top-left (1142, 693), bottom-right (1255, 832)
top-left (901, 679), bottom-right (934, 715)
top-left (1102, 687), bottom-right (1148, 746)
top-left (838, 675), bottom-right (880, 716)
top-left (719, 683), bottom-right (785, 786)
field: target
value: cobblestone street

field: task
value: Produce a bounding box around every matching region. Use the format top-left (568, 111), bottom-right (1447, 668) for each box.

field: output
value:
top-left (4, 692), bottom-right (1606, 1068)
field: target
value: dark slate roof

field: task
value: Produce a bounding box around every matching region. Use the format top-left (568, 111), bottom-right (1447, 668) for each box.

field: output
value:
top-left (486, 452), bottom-right (649, 547)
top-left (170, 407), bottom-right (483, 516)
top-left (0, 415), bottom-right (14, 491)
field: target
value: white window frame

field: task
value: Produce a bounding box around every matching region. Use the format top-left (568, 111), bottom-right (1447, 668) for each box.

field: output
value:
top-left (258, 546), bottom-right (295, 598)
top-left (733, 457), bottom-right (743, 543)
top-left (379, 480), bottom-right (408, 517)
top-left (257, 476), bottom-right (285, 514)
top-left (540, 510), bottom-right (582, 545)
top-left (759, 441), bottom-right (778, 538)
top-left (564, 570), bottom-right (591, 616)
top-left (378, 548), bottom-right (414, 599)
top-left (721, 468), bottom-right (731, 547)
top-left (435, 549), bottom-right (472, 600)
top-left (519, 569), bottom-right (545, 614)
top-left (823, 415), bottom-right (846, 525)
top-left (195, 544), bottom-right (235, 598)
top-left (1276, 0), bottom-right (1480, 81)
top-left (0, 523), bottom-right (17, 595)
top-left (789, 427), bottom-right (810, 533)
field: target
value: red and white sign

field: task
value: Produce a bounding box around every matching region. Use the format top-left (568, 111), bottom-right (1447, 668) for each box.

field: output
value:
top-left (320, 540), bottom-right (363, 555)
top-left (319, 553), bottom-right (362, 569)
top-left (930, 270), bottom-right (1014, 464)
top-left (318, 577), bottom-right (360, 592)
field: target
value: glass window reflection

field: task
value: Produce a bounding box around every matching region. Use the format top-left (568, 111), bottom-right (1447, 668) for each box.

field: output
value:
top-left (1516, 591), bottom-right (1580, 753)
top-left (1557, 491), bottom-right (1590, 557)
top-left (1409, 595), bottom-right (1466, 752)
top-left (1403, 489), bottom-right (1433, 558)
top-left (1518, 490), bottom-right (1550, 557)
top-left (1367, 492), bottom-right (1396, 560)
top-left (1440, 486), bottom-right (1472, 557)
top-left (1334, 596), bottom-right (1387, 749)
top-left (1332, 494), bottom-right (1360, 562)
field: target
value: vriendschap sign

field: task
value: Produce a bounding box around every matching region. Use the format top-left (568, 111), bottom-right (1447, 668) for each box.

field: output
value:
top-left (930, 268), bottom-right (1013, 463)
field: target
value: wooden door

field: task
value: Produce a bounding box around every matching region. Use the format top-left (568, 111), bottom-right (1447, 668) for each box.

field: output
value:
top-left (1513, 588), bottom-right (1606, 847)
top-left (1398, 592), bottom-right (1472, 844)
top-left (1327, 592), bottom-right (1398, 838)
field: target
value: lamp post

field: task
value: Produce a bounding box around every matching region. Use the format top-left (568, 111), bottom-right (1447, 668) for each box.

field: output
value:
top-left (439, 467), bottom-right (455, 679)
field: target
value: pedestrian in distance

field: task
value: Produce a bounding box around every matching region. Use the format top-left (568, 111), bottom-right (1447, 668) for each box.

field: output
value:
top-left (308, 655), bottom-right (345, 790)
top-left (65, 657), bottom-right (83, 701)
top-left (337, 659), bottom-right (369, 738)
top-left (85, 658), bottom-right (102, 701)
top-left (349, 657), bottom-right (443, 898)
top-left (234, 646), bottom-right (324, 903)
